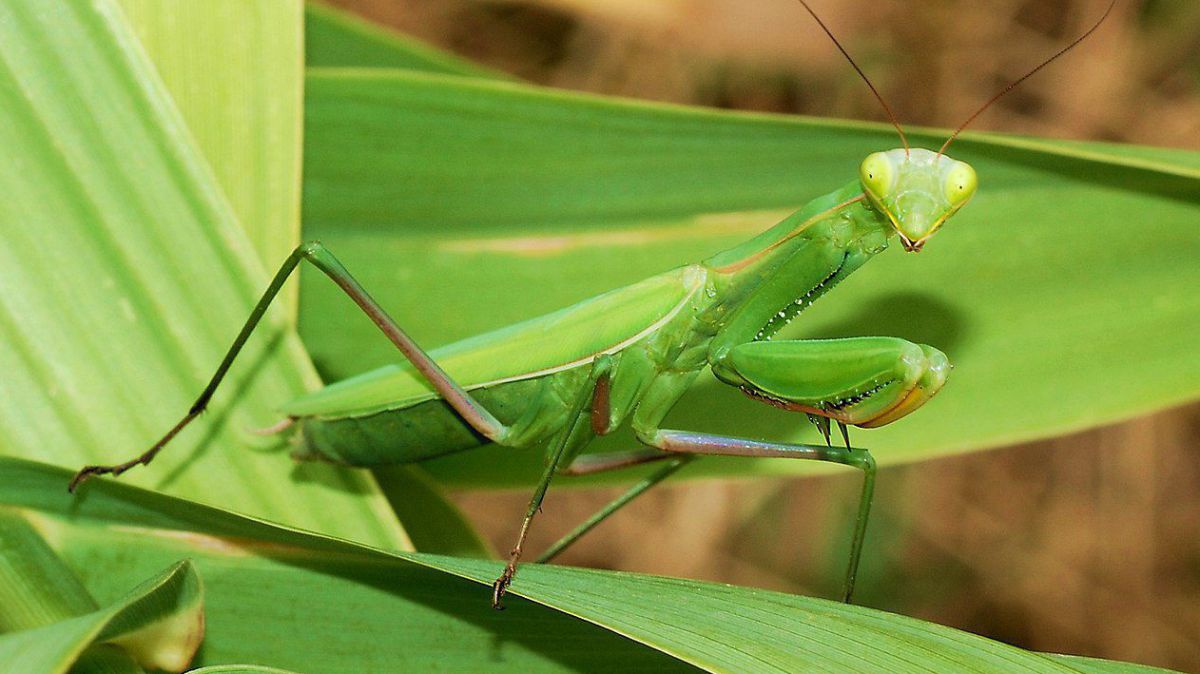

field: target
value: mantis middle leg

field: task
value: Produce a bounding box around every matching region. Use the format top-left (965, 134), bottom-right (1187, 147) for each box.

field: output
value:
top-left (491, 354), bottom-right (615, 609)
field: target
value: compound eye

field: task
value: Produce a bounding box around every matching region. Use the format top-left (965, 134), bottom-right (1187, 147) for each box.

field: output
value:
top-left (944, 162), bottom-right (977, 206)
top-left (859, 152), bottom-right (893, 199)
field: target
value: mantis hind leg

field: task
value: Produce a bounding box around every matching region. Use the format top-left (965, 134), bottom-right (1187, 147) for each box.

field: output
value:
top-left (71, 241), bottom-right (511, 492)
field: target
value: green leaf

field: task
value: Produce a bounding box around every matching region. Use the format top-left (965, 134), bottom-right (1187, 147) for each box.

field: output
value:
top-left (299, 69), bottom-right (1200, 486)
top-left (0, 0), bottom-right (405, 545)
top-left (0, 511), bottom-right (203, 674)
top-left (0, 457), bottom-right (1180, 674)
top-left (305, 1), bottom-right (506, 78)
top-left (2, 459), bottom-right (694, 673)
top-left (117, 0), bottom-right (305, 302)
top-left (0, 510), bottom-right (96, 633)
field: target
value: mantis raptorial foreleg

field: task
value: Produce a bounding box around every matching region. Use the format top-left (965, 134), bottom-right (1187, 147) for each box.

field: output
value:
top-left (70, 241), bottom-right (511, 491)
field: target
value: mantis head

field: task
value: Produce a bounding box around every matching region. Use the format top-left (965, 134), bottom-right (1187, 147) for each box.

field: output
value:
top-left (793, 0), bottom-right (1113, 251)
top-left (859, 148), bottom-right (976, 252)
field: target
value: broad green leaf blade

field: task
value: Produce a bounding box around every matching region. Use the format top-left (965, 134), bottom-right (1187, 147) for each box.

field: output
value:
top-left (305, 1), bottom-right (506, 78)
top-left (117, 0), bottom-right (305, 308)
top-left (0, 0), bottom-right (404, 545)
top-left (3, 459), bottom-right (691, 673)
top-left (0, 511), bottom-right (146, 674)
top-left (299, 69), bottom-right (1200, 485)
top-left (0, 509), bottom-right (147, 672)
top-left (0, 457), bottom-right (1180, 674)
top-left (427, 557), bottom-right (1161, 674)
top-left (68, 648), bottom-right (146, 674)
top-left (0, 547), bottom-right (202, 674)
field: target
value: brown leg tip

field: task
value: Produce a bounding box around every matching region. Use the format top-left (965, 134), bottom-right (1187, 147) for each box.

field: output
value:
top-left (491, 579), bottom-right (508, 610)
top-left (68, 467), bottom-right (99, 493)
top-left (491, 565), bottom-right (517, 610)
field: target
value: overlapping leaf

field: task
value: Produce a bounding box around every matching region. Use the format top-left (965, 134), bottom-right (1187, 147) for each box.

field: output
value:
top-left (306, 0), bottom-right (505, 78)
top-left (0, 510), bottom-right (202, 674)
top-left (118, 0), bottom-right (305, 298)
top-left (0, 0), bottom-right (405, 544)
top-left (0, 457), bottom-right (1180, 674)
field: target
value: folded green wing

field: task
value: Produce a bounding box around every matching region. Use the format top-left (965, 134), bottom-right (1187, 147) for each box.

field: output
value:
top-left (284, 266), bottom-right (703, 418)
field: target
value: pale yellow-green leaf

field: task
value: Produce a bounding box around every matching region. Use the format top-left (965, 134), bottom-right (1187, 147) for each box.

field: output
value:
top-left (0, 511), bottom-right (202, 674)
top-left (0, 0), bottom-right (405, 546)
top-left (118, 0), bottom-right (304, 312)
top-left (305, 0), bottom-right (506, 78)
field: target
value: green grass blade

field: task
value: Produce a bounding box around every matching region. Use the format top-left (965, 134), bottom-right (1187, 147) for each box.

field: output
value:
top-left (117, 0), bottom-right (305, 308)
top-left (67, 648), bottom-right (146, 674)
top-left (1, 457), bottom-right (1181, 674)
top-left (305, 1), bottom-right (505, 77)
top-left (299, 69), bottom-right (1200, 485)
top-left (0, 0), bottom-right (405, 545)
top-left (4, 459), bottom-right (690, 673)
top-left (0, 509), bottom-right (146, 673)
top-left (0, 517), bottom-right (202, 674)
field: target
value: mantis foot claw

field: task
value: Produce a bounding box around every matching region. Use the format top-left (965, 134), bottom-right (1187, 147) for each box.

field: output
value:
top-left (491, 563), bottom-right (517, 610)
top-left (69, 409), bottom-right (202, 493)
top-left (69, 455), bottom-right (149, 493)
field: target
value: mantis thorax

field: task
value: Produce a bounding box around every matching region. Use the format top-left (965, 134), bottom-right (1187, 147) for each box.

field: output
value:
top-left (701, 149), bottom-right (977, 358)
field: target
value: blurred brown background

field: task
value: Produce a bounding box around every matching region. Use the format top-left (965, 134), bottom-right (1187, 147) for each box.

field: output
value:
top-left (324, 1), bottom-right (1200, 670)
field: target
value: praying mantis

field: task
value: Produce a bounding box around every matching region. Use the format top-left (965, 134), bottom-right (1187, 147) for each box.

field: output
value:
top-left (70, 0), bottom-right (1116, 609)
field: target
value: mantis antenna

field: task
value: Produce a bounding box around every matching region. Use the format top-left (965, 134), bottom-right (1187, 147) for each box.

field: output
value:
top-left (795, 0), bottom-right (910, 155)
top-left (939, 0), bottom-right (1119, 155)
